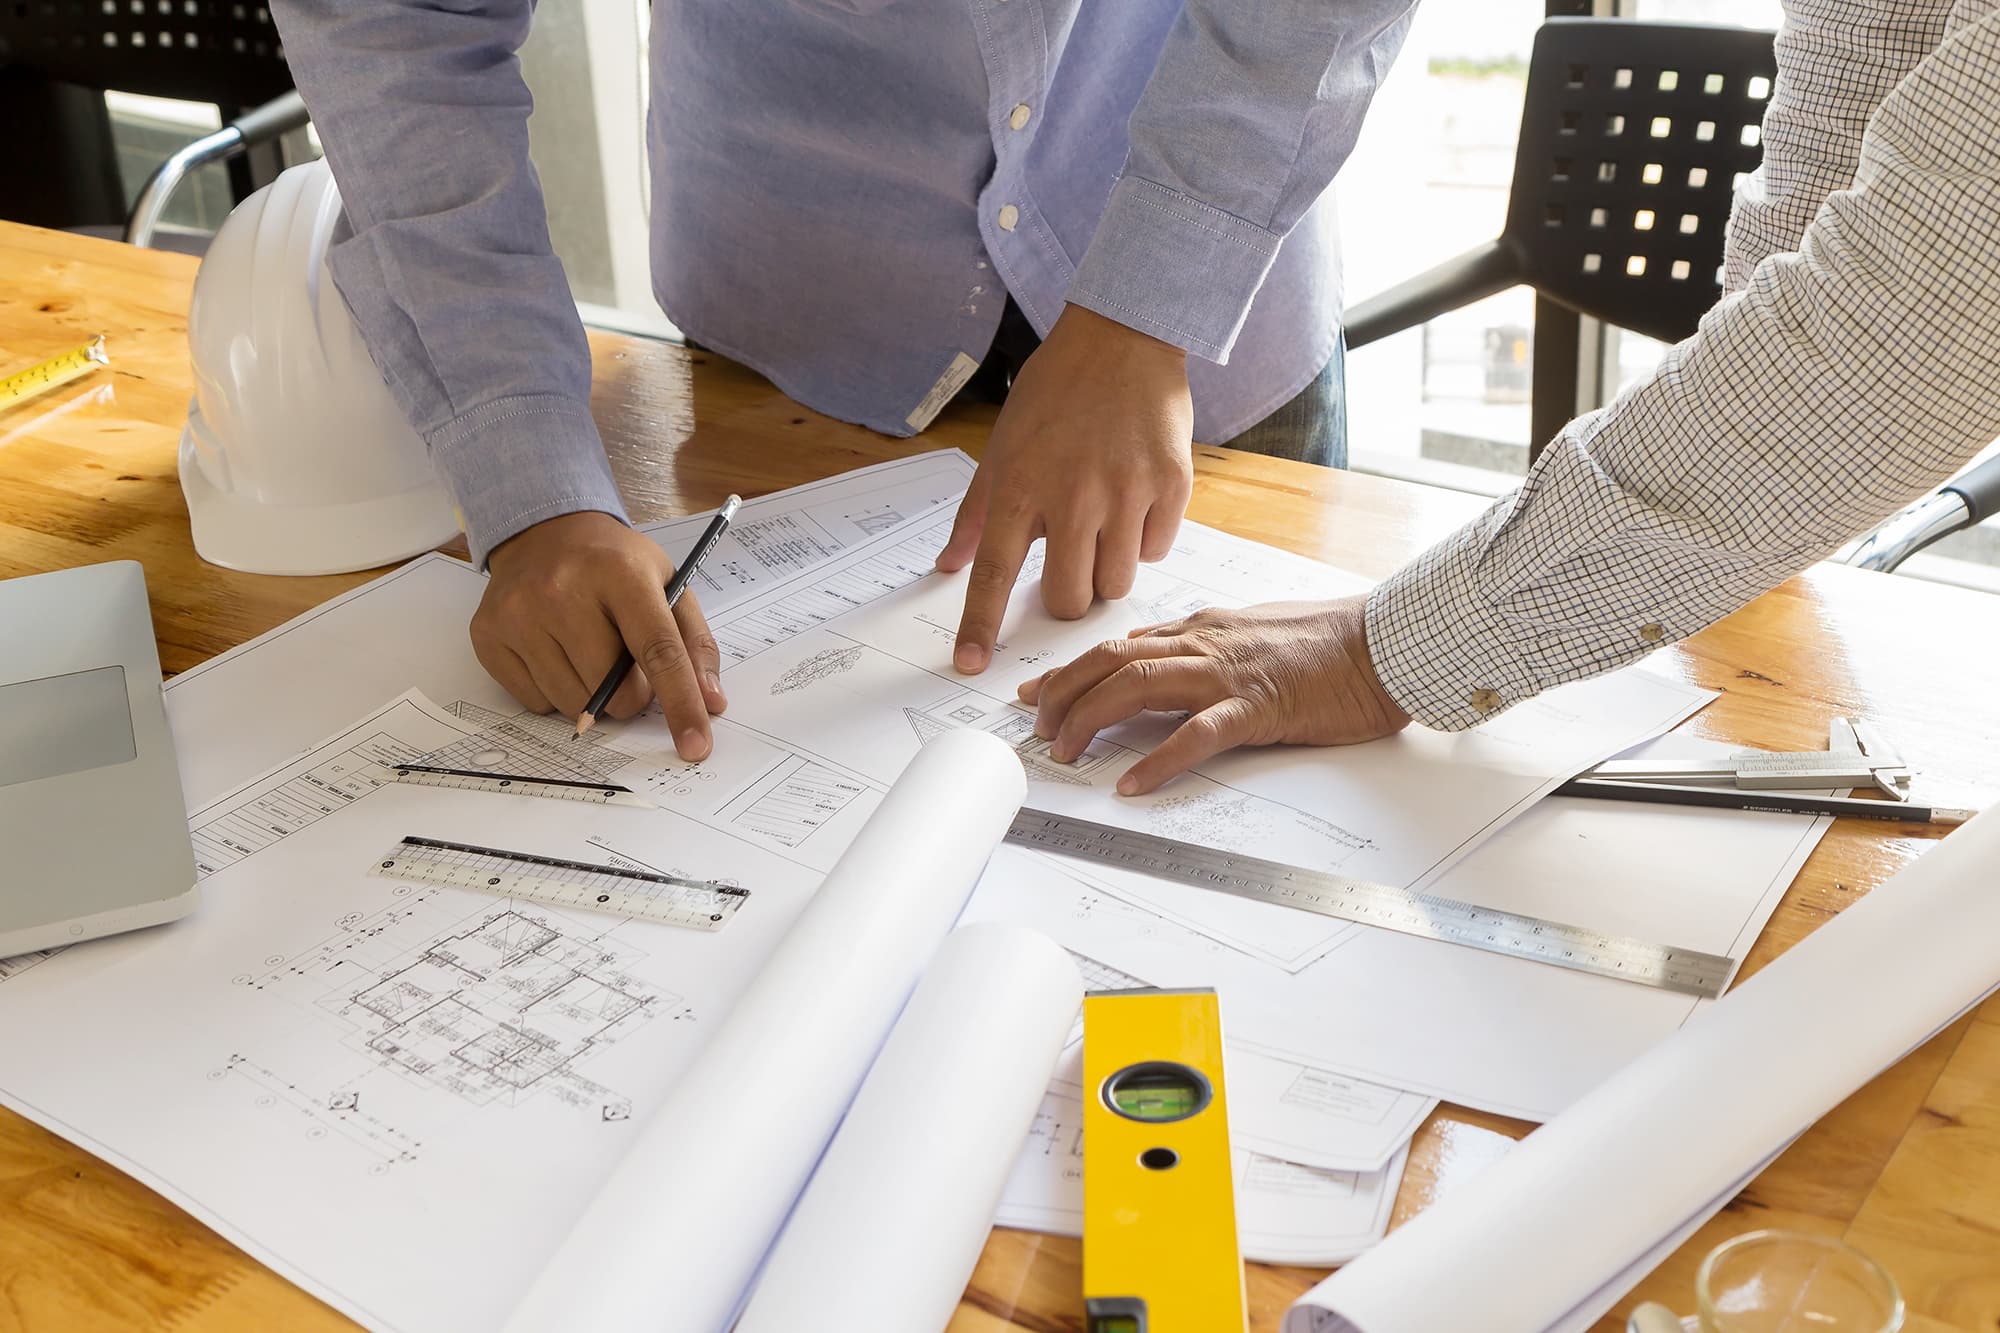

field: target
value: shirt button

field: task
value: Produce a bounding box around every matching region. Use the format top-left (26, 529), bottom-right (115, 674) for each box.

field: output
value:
top-left (1469, 688), bottom-right (1503, 712)
top-left (997, 204), bottom-right (1020, 231)
top-left (1639, 622), bottom-right (1664, 643)
top-left (1009, 103), bottom-right (1032, 130)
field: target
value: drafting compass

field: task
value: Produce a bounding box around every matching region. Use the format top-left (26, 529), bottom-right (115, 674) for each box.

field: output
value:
top-left (1580, 716), bottom-right (1913, 800)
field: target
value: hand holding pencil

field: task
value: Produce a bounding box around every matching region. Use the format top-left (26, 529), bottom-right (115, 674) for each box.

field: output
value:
top-left (576, 495), bottom-right (742, 738)
top-left (472, 498), bottom-right (740, 762)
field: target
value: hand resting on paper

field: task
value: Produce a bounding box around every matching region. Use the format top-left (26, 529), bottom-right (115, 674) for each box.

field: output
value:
top-left (473, 511), bottom-right (726, 760)
top-left (1018, 595), bottom-right (1410, 795)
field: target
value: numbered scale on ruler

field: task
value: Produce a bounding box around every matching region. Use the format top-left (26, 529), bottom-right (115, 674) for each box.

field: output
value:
top-left (371, 836), bottom-right (748, 932)
top-left (1, 334), bottom-right (109, 406)
top-left (1005, 809), bottom-right (1737, 999)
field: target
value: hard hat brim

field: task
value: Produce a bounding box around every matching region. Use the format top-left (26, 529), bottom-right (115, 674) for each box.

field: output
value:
top-left (179, 424), bottom-right (463, 577)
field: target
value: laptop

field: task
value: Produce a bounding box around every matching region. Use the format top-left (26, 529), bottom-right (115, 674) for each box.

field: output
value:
top-left (1, 561), bottom-right (198, 957)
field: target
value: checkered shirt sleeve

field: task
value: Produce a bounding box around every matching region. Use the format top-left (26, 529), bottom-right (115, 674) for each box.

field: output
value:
top-left (1366, 1), bottom-right (2000, 732)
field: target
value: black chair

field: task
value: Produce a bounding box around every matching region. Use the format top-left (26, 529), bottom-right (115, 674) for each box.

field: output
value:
top-left (1349, 16), bottom-right (2000, 578)
top-left (0, 0), bottom-right (308, 246)
top-left (1345, 18), bottom-right (1776, 354)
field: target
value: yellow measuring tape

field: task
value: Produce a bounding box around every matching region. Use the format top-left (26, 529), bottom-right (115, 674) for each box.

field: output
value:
top-left (1, 335), bottom-right (110, 407)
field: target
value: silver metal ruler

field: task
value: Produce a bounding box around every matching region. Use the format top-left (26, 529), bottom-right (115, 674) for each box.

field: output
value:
top-left (1004, 808), bottom-right (1735, 999)
top-left (392, 763), bottom-right (650, 807)
top-left (371, 836), bottom-right (748, 931)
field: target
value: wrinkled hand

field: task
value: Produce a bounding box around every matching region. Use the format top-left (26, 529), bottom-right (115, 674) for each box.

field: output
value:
top-left (473, 511), bottom-right (727, 759)
top-left (1018, 596), bottom-right (1411, 795)
top-left (937, 304), bottom-right (1194, 674)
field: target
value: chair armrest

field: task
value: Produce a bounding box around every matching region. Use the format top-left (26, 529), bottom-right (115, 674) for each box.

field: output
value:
top-left (1342, 239), bottom-right (1523, 350)
top-left (1943, 450), bottom-right (2000, 526)
top-left (1842, 451), bottom-right (2000, 573)
top-left (123, 90), bottom-right (310, 248)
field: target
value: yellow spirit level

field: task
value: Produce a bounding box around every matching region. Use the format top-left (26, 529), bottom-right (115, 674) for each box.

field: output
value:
top-left (1082, 987), bottom-right (1246, 1333)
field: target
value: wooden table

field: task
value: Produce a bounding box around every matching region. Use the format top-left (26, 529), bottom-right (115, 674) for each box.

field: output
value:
top-left (2, 220), bottom-right (1997, 1332)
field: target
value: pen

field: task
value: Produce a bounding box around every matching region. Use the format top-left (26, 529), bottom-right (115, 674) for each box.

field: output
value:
top-left (574, 494), bottom-right (741, 738)
top-left (1556, 777), bottom-right (1972, 826)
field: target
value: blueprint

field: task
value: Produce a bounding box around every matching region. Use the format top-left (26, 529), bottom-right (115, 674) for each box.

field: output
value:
top-left (0, 691), bottom-right (829, 1333)
top-left (613, 505), bottom-right (1712, 971)
top-left (959, 731), bottom-right (1834, 1122)
top-left (0, 454), bottom-right (1733, 1331)
top-left (161, 451), bottom-right (975, 806)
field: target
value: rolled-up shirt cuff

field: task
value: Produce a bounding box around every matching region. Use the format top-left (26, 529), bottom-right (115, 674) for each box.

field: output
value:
top-left (1067, 174), bottom-right (1281, 364)
top-left (427, 393), bottom-right (629, 568)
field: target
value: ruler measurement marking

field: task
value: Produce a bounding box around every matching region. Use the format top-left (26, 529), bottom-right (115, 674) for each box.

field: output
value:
top-left (373, 836), bottom-right (747, 932)
top-left (1004, 809), bottom-right (1734, 999)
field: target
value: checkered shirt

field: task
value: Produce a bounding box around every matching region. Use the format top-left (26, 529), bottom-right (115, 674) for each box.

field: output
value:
top-left (1366, 0), bottom-right (2000, 730)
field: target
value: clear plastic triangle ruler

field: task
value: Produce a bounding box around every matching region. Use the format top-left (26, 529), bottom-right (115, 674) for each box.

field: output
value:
top-left (371, 836), bottom-right (748, 932)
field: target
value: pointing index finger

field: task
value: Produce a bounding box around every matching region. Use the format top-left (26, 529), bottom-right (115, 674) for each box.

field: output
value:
top-left (953, 511), bottom-right (1033, 675)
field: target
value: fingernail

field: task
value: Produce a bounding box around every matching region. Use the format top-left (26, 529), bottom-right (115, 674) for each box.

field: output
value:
top-left (703, 669), bottom-right (723, 697)
top-left (677, 728), bottom-right (710, 761)
top-left (1116, 773), bottom-right (1138, 796)
top-left (1033, 721), bottom-right (1054, 741)
top-left (954, 643), bottom-right (988, 674)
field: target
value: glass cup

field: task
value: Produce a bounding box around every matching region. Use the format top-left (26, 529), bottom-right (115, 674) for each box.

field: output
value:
top-left (1695, 1230), bottom-right (1905, 1333)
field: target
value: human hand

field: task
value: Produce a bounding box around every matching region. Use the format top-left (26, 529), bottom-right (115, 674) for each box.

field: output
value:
top-left (1017, 595), bottom-right (1411, 795)
top-left (473, 511), bottom-right (727, 760)
top-left (937, 304), bottom-right (1194, 674)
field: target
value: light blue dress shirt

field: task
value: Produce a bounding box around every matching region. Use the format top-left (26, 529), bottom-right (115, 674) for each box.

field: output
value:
top-left (273, 0), bottom-right (1417, 566)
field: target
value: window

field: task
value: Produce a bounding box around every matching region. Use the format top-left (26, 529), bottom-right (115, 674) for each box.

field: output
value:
top-left (1341, 0), bottom-right (1543, 496)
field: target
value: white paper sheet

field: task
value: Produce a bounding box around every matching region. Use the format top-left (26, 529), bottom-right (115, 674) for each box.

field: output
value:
top-left (2, 453), bottom-right (1739, 1332)
top-left (0, 692), bottom-right (832, 1333)
top-left (1284, 804), bottom-right (2000, 1333)
top-left (634, 510), bottom-right (1713, 974)
top-left (964, 730), bottom-right (1831, 1121)
top-left (161, 450), bottom-right (973, 805)
top-left (995, 946), bottom-right (1411, 1270)
top-left (1054, 950), bottom-right (1433, 1174)
top-left (994, 1083), bottom-right (1410, 1267)
top-left (738, 923), bottom-right (1082, 1332)
top-left (505, 729), bottom-right (1026, 1333)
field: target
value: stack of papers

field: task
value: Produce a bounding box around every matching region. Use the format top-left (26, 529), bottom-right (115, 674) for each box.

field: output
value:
top-left (0, 452), bottom-right (1841, 1328)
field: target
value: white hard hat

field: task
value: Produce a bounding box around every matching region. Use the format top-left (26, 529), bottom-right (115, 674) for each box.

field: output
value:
top-left (179, 158), bottom-right (460, 576)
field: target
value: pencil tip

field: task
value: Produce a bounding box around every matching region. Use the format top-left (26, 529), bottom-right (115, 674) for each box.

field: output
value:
top-left (573, 713), bottom-right (594, 740)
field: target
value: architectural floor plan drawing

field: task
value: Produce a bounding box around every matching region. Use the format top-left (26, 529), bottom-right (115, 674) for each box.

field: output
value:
top-left (414, 700), bottom-right (636, 787)
top-left (308, 901), bottom-right (683, 1118)
top-left (160, 452), bottom-right (976, 809)
top-left (636, 450), bottom-right (972, 605)
top-left (0, 690), bottom-right (832, 1333)
top-left (637, 507), bottom-right (1711, 974)
top-left (0, 455), bottom-right (1745, 1333)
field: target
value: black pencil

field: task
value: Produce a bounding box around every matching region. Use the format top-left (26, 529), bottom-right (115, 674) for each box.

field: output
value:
top-left (1556, 777), bottom-right (1972, 826)
top-left (574, 495), bottom-right (741, 738)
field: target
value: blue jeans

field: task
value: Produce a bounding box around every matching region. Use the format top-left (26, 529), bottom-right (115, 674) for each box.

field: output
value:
top-left (1222, 335), bottom-right (1347, 469)
top-left (971, 299), bottom-right (1348, 469)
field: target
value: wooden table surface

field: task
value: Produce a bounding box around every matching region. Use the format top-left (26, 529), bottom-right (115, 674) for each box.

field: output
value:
top-left (2, 220), bottom-right (1997, 1332)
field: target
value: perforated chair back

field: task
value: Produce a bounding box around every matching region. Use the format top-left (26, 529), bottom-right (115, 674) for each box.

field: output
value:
top-left (0, 0), bottom-right (292, 107)
top-left (1509, 18), bottom-right (1775, 345)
